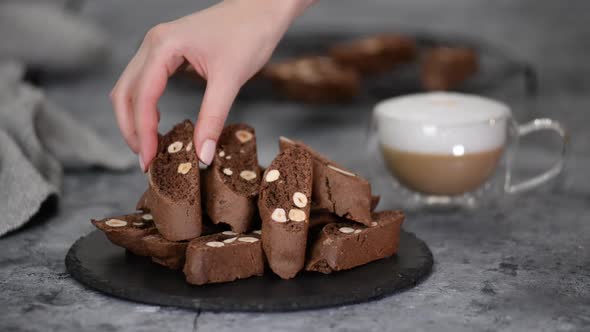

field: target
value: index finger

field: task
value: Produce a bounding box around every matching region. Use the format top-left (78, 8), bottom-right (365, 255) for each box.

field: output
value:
top-left (132, 48), bottom-right (184, 171)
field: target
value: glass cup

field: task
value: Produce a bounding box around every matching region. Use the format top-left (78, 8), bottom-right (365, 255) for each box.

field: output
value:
top-left (367, 92), bottom-right (568, 209)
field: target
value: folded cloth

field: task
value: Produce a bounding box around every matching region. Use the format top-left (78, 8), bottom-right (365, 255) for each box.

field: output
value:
top-left (0, 60), bottom-right (135, 236)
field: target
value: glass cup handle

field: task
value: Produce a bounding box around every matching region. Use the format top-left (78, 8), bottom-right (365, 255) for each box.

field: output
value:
top-left (505, 118), bottom-right (568, 194)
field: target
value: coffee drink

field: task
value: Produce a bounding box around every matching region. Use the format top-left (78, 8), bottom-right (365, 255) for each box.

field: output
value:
top-left (380, 146), bottom-right (504, 195)
top-left (375, 92), bottom-right (509, 195)
top-left (370, 92), bottom-right (567, 208)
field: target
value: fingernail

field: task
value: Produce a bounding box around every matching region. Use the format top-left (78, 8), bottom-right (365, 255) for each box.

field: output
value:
top-left (199, 139), bottom-right (216, 165)
top-left (138, 153), bottom-right (146, 172)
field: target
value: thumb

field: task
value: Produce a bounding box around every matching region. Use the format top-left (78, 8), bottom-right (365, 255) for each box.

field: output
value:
top-left (194, 75), bottom-right (240, 165)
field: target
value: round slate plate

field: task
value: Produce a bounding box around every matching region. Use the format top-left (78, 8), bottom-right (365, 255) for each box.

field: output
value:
top-left (66, 230), bottom-right (433, 312)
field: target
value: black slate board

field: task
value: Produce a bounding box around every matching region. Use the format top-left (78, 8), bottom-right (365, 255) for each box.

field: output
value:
top-left (65, 230), bottom-right (433, 312)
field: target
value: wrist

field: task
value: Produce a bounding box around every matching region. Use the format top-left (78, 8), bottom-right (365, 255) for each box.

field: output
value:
top-left (233, 0), bottom-right (314, 25)
top-left (273, 0), bottom-right (316, 19)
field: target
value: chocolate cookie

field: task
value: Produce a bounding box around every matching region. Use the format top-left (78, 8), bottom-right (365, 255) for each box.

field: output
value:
top-left (306, 210), bottom-right (405, 274)
top-left (263, 56), bottom-right (360, 103)
top-left (309, 212), bottom-right (340, 233)
top-left (329, 34), bottom-right (417, 74)
top-left (258, 147), bottom-right (313, 279)
top-left (370, 195), bottom-right (381, 211)
top-left (136, 189), bottom-right (149, 212)
top-left (279, 136), bottom-right (373, 226)
top-left (143, 120), bottom-right (202, 241)
top-left (91, 212), bottom-right (157, 256)
top-left (93, 208), bottom-right (227, 270)
top-left (145, 218), bottom-right (226, 270)
top-left (204, 124), bottom-right (261, 233)
top-left (308, 197), bottom-right (380, 241)
top-left (183, 231), bottom-right (264, 285)
top-left (421, 47), bottom-right (478, 90)
top-left (142, 233), bottom-right (188, 270)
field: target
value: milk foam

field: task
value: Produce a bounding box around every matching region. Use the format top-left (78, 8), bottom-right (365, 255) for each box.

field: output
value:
top-left (375, 92), bottom-right (509, 154)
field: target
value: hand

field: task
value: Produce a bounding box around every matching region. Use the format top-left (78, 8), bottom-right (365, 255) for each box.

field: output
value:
top-left (110, 0), bottom-right (314, 171)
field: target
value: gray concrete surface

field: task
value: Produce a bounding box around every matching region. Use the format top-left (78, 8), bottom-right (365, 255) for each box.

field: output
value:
top-left (1, 0), bottom-right (589, 331)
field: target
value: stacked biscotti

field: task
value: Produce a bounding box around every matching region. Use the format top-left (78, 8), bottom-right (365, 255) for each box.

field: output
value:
top-left (262, 34), bottom-right (479, 102)
top-left (421, 47), bottom-right (478, 90)
top-left (92, 120), bottom-right (404, 285)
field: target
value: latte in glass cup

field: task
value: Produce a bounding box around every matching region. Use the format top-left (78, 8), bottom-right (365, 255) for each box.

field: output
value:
top-left (375, 92), bottom-right (509, 195)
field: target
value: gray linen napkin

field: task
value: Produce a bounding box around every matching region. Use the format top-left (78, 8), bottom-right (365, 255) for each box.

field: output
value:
top-left (0, 64), bottom-right (134, 236)
top-left (0, 1), bottom-right (135, 236)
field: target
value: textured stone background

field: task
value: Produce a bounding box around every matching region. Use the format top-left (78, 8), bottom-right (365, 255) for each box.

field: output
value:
top-left (1, 1), bottom-right (589, 331)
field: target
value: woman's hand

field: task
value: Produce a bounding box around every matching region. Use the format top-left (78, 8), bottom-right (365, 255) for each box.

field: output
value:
top-left (110, 0), bottom-right (314, 171)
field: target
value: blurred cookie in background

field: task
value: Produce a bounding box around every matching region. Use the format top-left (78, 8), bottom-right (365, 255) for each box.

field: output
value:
top-left (329, 34), bottom-right (417, 75)
top-left (421, 47), bottom-right (478, 91)
top-left (263, 56), bottom-right (360, 103)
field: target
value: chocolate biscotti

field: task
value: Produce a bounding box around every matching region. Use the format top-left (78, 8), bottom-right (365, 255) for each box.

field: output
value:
top-left (370, 195), bottom-right (381, 211)
top-left (309, 212), bottom-right (340, 233)
top-left (263, 56), bottom-right (360, 103)
top-left (92, 119), bottom-right (410, 286)
top-left (93, 207), bottom-right (226, 270)
top-left (92, 211), bottom-right (185, 269)
top-left (258, 147), bottom-right (313, 279)
top-left (279, 136), bottom-right (373, 226)
top-left (306, 210), bottom-right (405, 274)
top-left (421, 47), bottom-right (478, 90)
top-left (141, 234), bottom-right (188, 270)
top-left (143, 120), bottom-right (202, 241)
top-left (183, 231), bottom-right (264, 285)
top-left (204, 124), bottom-right (261, 233)
top-left (330, 35), bottom-right (417, 75)
top-left (91, 212), bottom-right (157, 256)
top-left (145, 218), bottom-right (226, 270)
